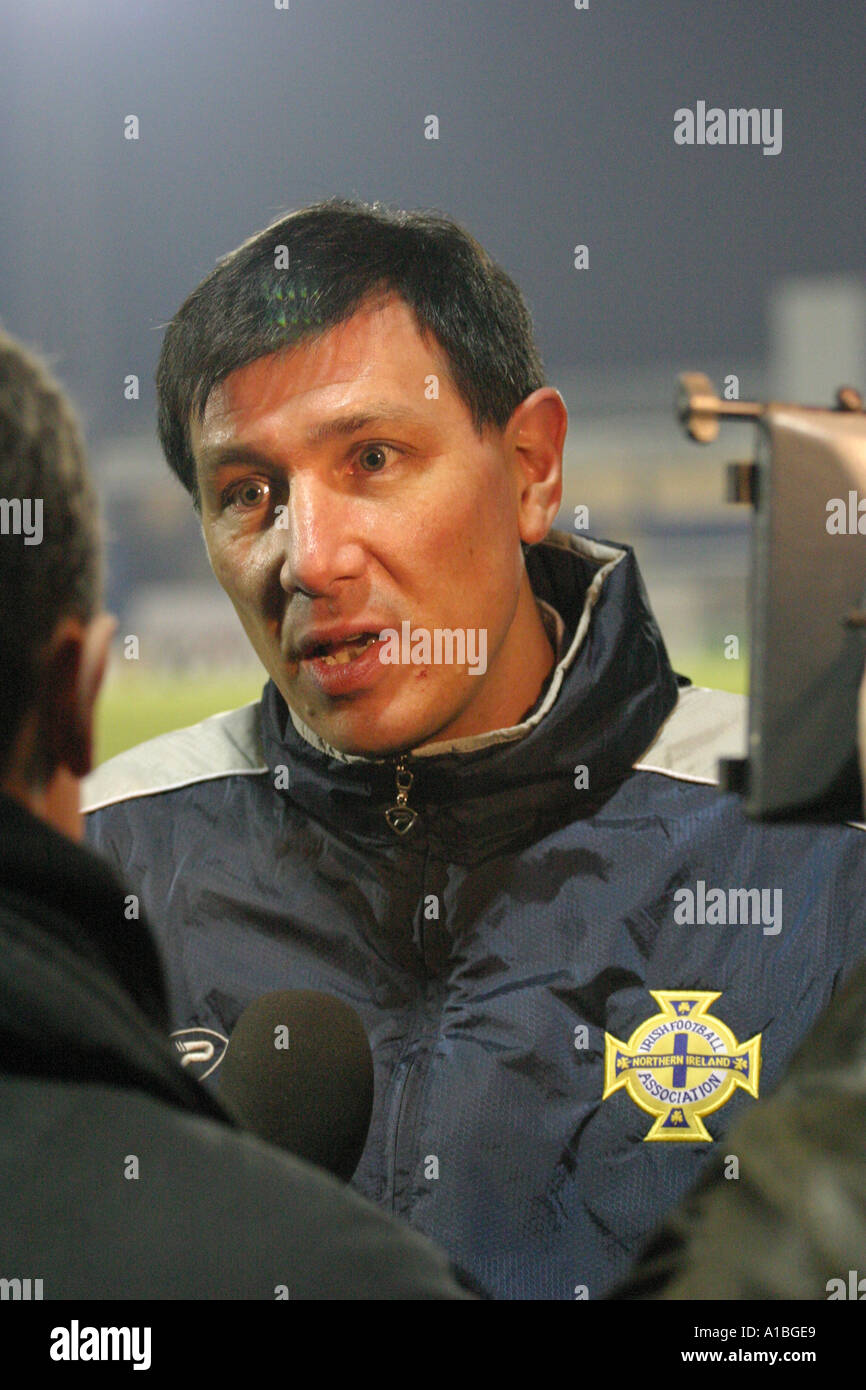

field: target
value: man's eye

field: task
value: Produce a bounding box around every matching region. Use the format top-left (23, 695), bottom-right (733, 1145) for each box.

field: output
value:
top-left (357, 445), bottom-right (390, 473)
top-left (225, 480), bottom-right (268, 509)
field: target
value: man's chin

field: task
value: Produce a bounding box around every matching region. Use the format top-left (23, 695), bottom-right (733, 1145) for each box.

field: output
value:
top-left (299, 721), bottom-right (429, 760)
top-left (285, 701), bottom-right (452, 761)
top-left (280, 673), bottom-right (478, 759)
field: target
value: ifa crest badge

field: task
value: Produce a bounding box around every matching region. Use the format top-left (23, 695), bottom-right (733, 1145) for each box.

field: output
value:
top-left (603, 990), bottom-right (761, 1141)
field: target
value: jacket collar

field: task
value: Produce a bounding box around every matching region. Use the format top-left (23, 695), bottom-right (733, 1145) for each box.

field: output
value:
top-left (260, 531), bottom-right (679, 858)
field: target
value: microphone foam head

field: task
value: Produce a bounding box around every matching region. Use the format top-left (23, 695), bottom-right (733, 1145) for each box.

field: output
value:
top-left (220, 989), bottom-right (374, 1183)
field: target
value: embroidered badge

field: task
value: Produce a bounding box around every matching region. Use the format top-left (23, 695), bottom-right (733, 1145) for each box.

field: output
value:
top-left (603, 990), bottom-right (761, 1141)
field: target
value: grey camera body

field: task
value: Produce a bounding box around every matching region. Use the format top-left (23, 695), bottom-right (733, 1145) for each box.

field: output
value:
top-left (677, 376), bottom-right (866, 821)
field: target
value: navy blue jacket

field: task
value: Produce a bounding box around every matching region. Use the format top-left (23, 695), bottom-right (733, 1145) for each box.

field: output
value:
top-left (84, 532), bottom-right (866, 1299)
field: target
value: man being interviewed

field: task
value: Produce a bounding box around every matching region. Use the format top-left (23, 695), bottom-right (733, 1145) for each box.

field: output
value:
top-left (84, 199), bottom-right (866, 1299)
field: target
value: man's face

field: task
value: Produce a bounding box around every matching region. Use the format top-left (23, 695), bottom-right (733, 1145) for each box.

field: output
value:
top-left (192, 294), bottom-right (540, 756)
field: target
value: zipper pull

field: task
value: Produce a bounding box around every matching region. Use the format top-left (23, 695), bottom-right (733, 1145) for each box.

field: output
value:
top-left (385, 755), bottom-right (419, 835)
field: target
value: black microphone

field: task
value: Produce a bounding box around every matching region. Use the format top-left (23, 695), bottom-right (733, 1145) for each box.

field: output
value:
top-left (219, 990), bottom-right (374, 1183)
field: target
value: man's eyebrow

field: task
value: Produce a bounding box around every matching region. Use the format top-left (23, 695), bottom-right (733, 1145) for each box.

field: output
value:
top-left (196, 406), bottom-right (427, 475)
top-left (304, 405), bottom-right (424, 444)
top-left (196, 444), bottom-right (276, 477)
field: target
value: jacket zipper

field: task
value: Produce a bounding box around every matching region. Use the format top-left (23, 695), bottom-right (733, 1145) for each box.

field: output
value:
top-left (386, 1045), bottom-right (422, 1215)
top-left (383, 758), bottom-right (429, 1211)
top-left (385, 755), bottom-right (419, 835)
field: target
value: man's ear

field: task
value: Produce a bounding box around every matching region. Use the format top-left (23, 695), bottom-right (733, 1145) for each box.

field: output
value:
top-left (40, 612), bottom-right (116, 779)
top-left (506, 388), bottom-right (567, 545)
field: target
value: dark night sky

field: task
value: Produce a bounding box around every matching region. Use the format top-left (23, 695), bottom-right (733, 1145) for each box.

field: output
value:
top-left (1, 0), bottom-right (864, 445)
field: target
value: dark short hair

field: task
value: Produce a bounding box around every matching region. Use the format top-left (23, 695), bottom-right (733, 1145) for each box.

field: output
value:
top-left (0, 331), bottom-right (101, 781)
top-left (156, 198), bottom-right (546, 505)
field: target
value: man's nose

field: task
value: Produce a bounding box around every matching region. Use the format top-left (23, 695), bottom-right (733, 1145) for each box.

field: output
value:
top-left (277, 475), bottom-right (366, 596)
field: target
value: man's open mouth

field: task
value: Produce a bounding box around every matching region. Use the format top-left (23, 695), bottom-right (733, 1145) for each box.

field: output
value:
top-left (305, 633), bottom-right (381, 666)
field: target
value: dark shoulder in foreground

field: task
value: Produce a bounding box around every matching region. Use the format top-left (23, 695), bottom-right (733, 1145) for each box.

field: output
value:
top-left (0, 1076), bottom-right (475, 1300)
